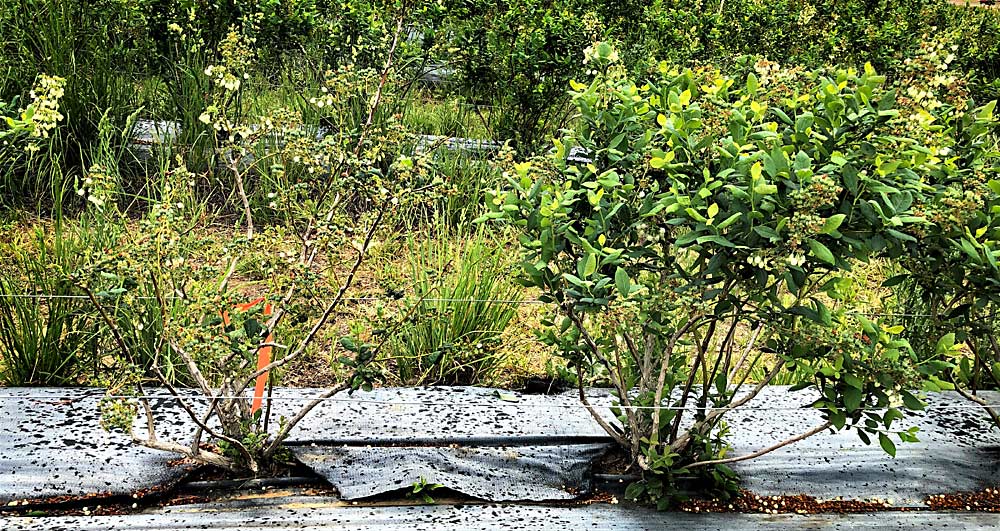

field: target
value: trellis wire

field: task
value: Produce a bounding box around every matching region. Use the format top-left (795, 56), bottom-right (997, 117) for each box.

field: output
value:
top-left (0, 292), bottom-right (936, 316)
top-left (0, 293), bottom-right (544, 305)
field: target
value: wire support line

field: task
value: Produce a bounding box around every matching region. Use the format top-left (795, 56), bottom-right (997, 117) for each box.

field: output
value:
top-left (0, 293), bottom-right (546, 305)
top-left (3, 393), bottom-right (999, 412)
top-left (0, 293), bottom-right (948, 316)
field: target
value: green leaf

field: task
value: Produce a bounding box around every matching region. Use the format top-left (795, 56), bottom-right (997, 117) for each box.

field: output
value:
top-left (580, 253), bottom-right (597, 278)
top-left (753, 183), bottom-right (778, 195)
top-left (685, 208), bottom-right (707, 222)
top-left (696, 234), bottom-right (737, 248)
top-left (979, 100), bottom-right (996, 120)
top-left (882, 274), bottom-right (908, 287)
top-left (935, 333), bottom-right (956, 355)
top-left (754, 226), bottom-right (780, 240)
top-left (844, 387), bottom-right (862, 412)
top-left (901, 391), bottom-right (924, 411)
top-left (878, 432), bottom-right (897, 457)
top-left (624, 481), bottom-right (645, 501)
top-left (615, 267), bottom-right (631, 297)
top-left (830, 410), bottom-right (846, 430)
top-left (808, 239), bottom-right (836, 265)
top-left (717, 213), bottom-right (742, 230)
top-left (820, 214), bottom-right (846, 235)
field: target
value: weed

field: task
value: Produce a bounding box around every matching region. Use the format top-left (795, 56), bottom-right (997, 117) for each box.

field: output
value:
top-left (392, 227), bottom-right (522, 385)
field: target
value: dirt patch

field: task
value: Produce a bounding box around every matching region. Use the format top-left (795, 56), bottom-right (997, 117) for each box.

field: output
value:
top-left (677, 486), bottom-right (1000, 514)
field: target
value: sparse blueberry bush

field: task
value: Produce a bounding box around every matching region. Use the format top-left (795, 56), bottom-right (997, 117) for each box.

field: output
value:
top-left (75, 21), bottom-right (438, 474)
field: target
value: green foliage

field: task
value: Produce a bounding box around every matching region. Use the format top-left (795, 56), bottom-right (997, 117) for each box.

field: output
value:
top-left (408, 476), bottom-right (442, 504)
top-left (391, 227), bottom-right (522, 385)
top-left (0, 0), bottom-right (149, 200)
top-left (0, 75), bottom-right (67, 205)
top-left (482, 45), bottom-right (996, 506)
top-left (0, 228), bottom-right (97, 385)
top-left (442, 0), bottom-right (600, 153)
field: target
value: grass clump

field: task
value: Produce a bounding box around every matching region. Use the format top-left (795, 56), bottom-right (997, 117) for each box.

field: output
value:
top-left (391, 227), bottom-right (522, 385)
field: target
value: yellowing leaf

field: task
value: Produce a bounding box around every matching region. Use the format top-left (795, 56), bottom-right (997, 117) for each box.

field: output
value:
top-left (554, 138), bottom-right (566, 160)
top-left (679, 89), bottom-right (691, 107)
top-left (750, 161), bottom-right (763, 182)
top-left (657, 113), bottom-right (667, 127)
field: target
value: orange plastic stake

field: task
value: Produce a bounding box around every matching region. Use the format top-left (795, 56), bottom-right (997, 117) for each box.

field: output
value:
top-left (222, 297), bottom-right (273, 414)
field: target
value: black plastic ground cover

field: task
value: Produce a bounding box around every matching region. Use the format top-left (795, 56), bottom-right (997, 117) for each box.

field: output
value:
top-left (291, 444), bottom-right (610, 501)
top-left (722, 388), bottom-right (1000, 507)
top-left (0, 388), bottom-right (198, 504)
top-left (0, 386), bottom-right (998, 506)
top-left (0, 386), bottom-right (613, 504)
top-left (282, 387), bottom-right (613, 502)
top-left (282, 386), bottom-right (612, 444)
top-left (6, 497), bottom-right (1000, 530)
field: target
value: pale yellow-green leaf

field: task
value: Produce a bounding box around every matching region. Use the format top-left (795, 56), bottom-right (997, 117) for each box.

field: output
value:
top-left (679, 89), bottom-right (691, 107)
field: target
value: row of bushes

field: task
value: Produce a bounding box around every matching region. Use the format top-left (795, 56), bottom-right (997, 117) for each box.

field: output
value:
top-left (3, 0), bottom-right (1000, 201)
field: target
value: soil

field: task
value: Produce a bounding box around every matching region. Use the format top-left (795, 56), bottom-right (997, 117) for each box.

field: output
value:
top-left (949, 0), bottom-right (998, 7)
top-left (677, 487), bottom-right (1000, 514)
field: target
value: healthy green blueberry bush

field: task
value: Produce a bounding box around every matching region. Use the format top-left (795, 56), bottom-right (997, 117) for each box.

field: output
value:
top-left (442, 0), bottom-right (601, 153)
top-left (482, 44), bottom-right (999, 506)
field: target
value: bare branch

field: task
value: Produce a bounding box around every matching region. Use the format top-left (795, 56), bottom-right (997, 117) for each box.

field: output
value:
top-left (954, 384), bottom-right (1000, 427)
top-left (670, 359), bottom-right (785, 454)
top-left (574, 364), bottom-right (629, 448)
top-left (566, 307), bottom-right (640, 452)
top-left (168, 341), bottom-right (215, 397)
top-left (131, 434), bottom-right (235, 470)
top-left (663, 316), bottom-right (704, 442)
top-left (224, 151), bottom-right (255, 241)
top-left (263, 383), bottom-right (349, 459)
top-left (153, 369), bottom-right (259, 472)
top-left (728, 324), bottom-right (764, 383)
top-left (687, 421), bottom-right (832, 468)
